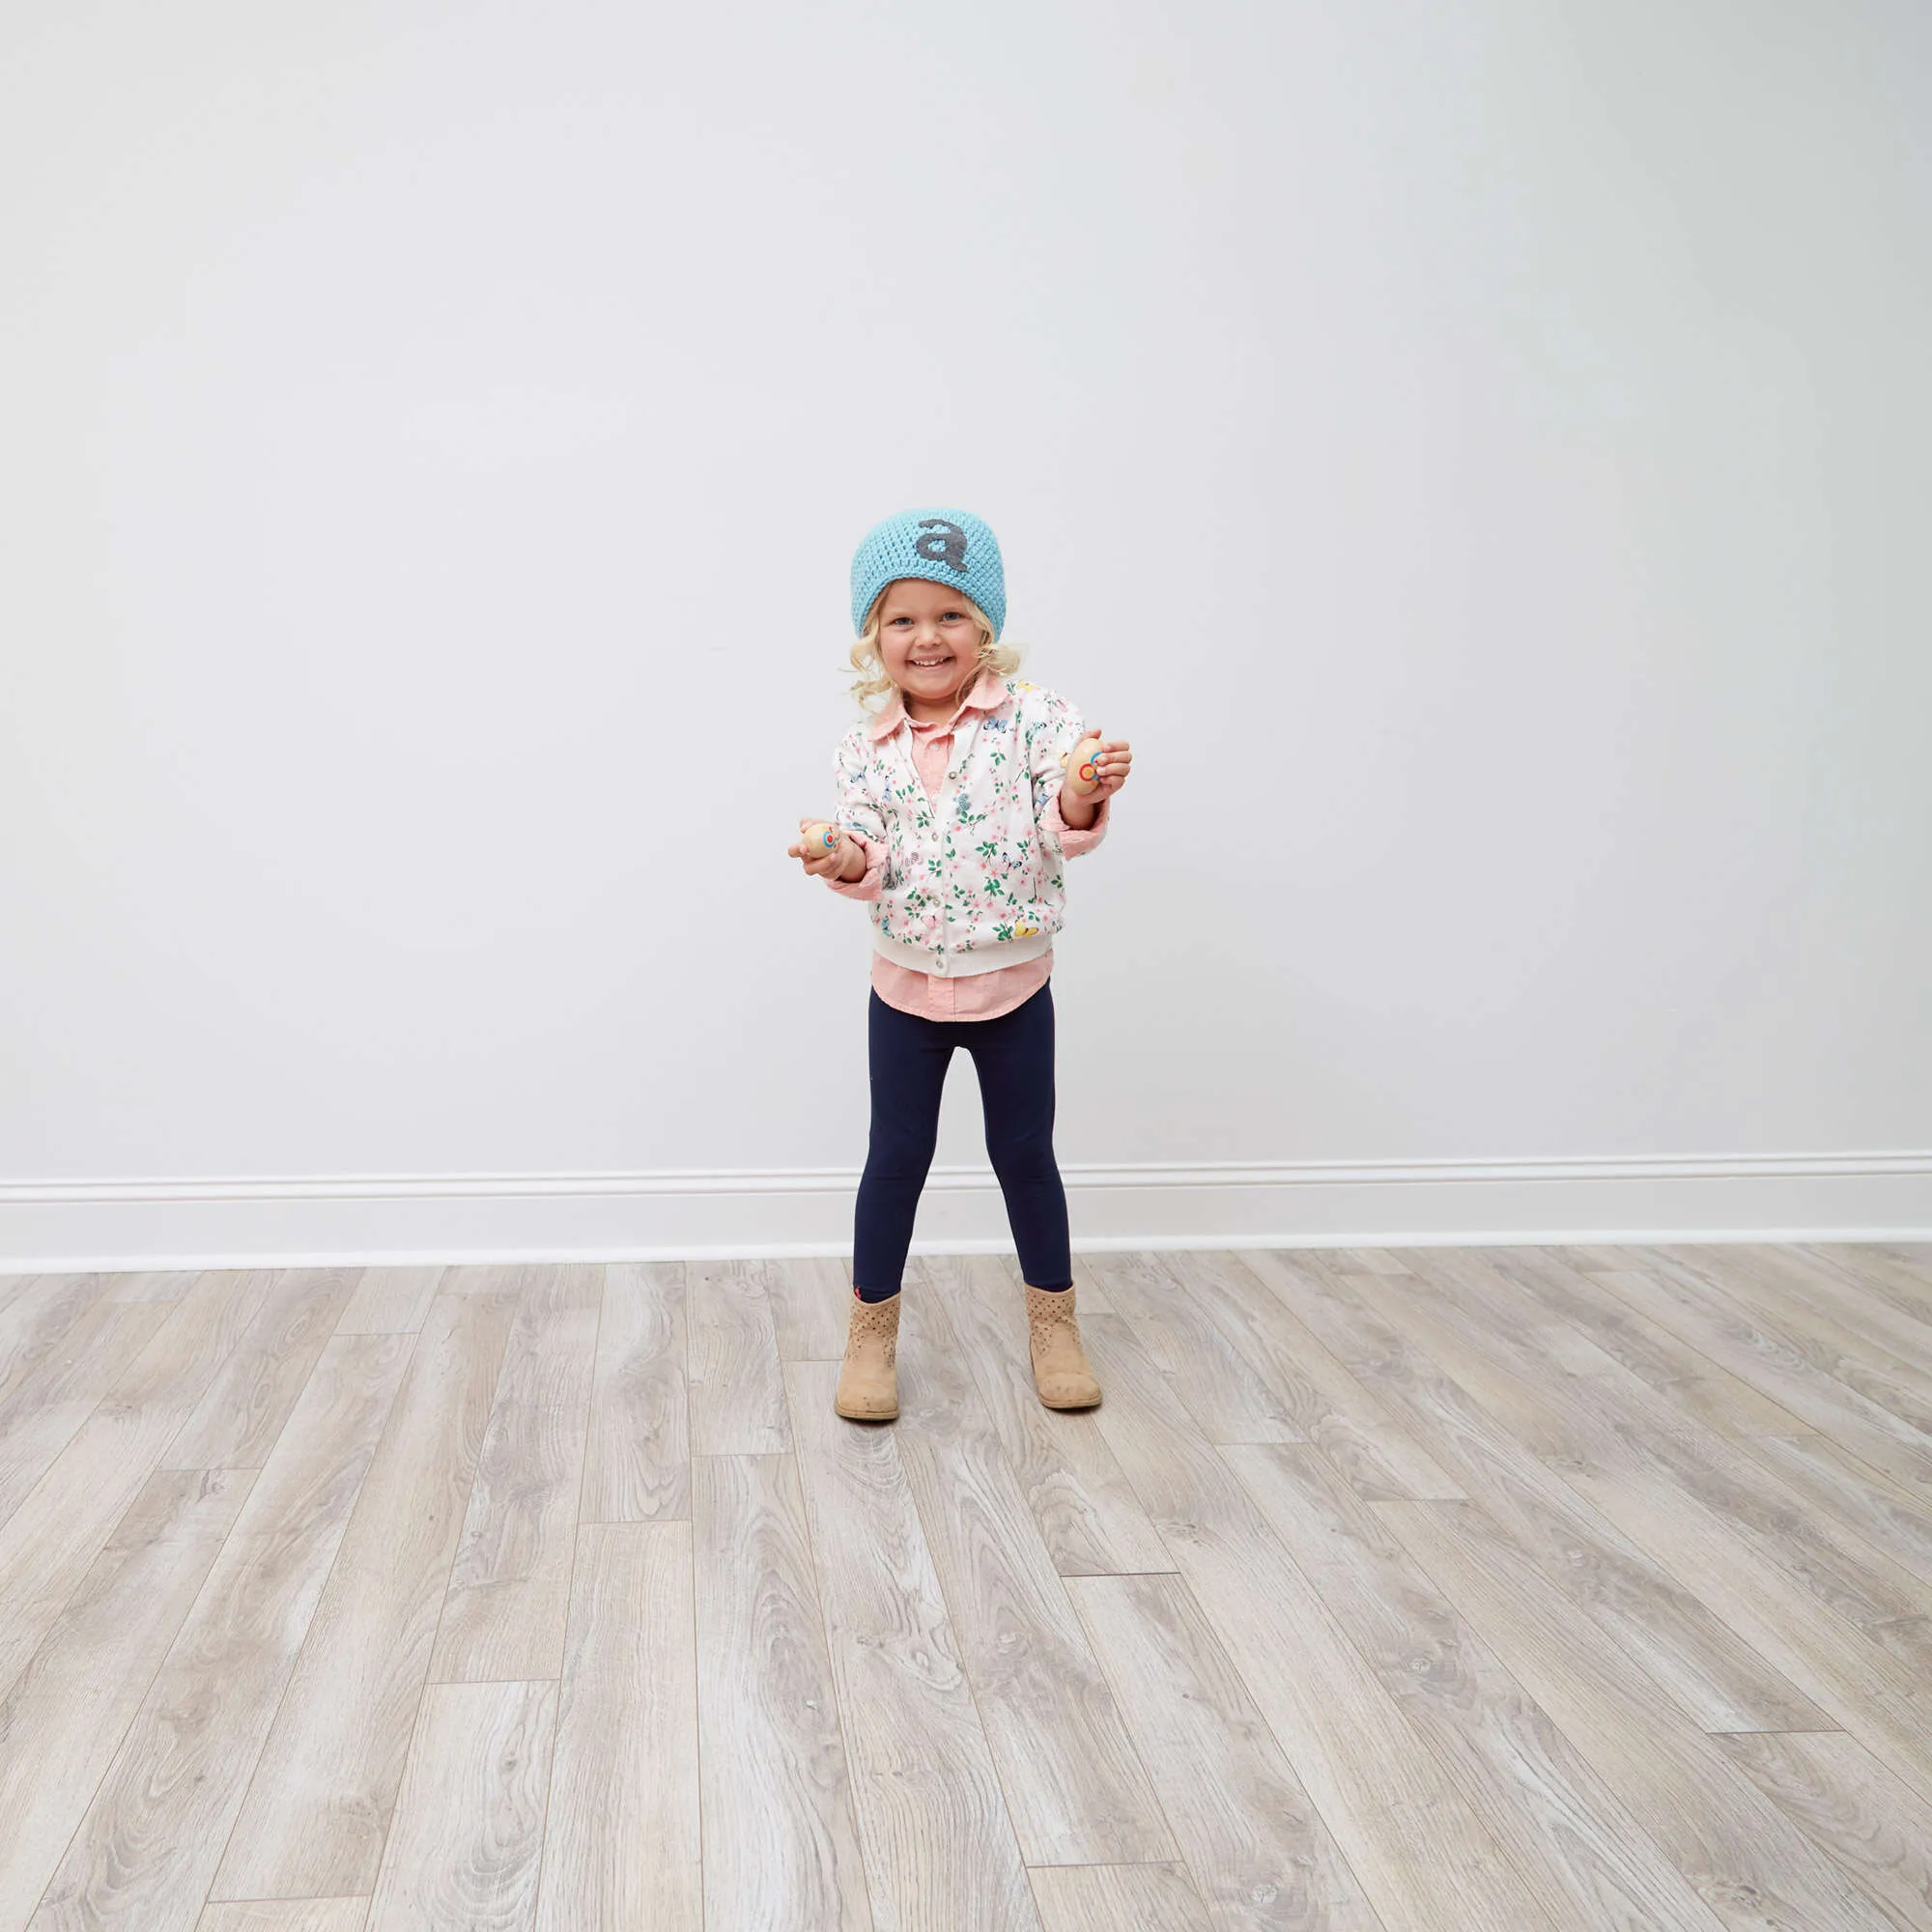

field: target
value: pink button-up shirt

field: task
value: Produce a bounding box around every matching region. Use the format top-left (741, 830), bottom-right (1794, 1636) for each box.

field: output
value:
top-left (826, 667), bottom-right (1110, 1021)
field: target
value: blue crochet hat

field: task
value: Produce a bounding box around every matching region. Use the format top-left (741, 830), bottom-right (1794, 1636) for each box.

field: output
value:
top-left (850, 506), bottom-right (1007, 641)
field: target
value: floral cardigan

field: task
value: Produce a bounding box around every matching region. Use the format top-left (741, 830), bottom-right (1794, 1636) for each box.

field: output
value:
top-left (830, 676), bottom-right (1106, 979)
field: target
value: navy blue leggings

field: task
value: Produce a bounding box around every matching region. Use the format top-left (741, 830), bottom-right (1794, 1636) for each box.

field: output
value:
top-left (853, 981), bottom-right (1073, 1300)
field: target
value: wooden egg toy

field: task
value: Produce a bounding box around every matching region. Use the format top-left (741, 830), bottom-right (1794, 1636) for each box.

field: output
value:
top-left (799, 821), bottom-right (843, 864)
top-left (1061, 734), bottom-right (1105, 796)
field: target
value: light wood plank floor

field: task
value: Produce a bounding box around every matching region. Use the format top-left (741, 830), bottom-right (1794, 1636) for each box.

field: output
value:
top-left (2, 1242), bottom-right (1930, 1930)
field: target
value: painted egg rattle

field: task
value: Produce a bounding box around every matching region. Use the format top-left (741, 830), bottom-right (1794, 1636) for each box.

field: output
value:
top-left (1061, 735), bottom-right (1106, 795)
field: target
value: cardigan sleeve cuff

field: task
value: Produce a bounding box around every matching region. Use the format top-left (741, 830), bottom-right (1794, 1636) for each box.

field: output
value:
top-left (822, 830), bottom-right (886, 901)
top-left (1045, 788), bottom-right (1110, 857)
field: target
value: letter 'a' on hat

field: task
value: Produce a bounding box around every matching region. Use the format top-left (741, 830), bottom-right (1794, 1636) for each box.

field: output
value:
top-left (850, 507), bottom-right (1007, 640)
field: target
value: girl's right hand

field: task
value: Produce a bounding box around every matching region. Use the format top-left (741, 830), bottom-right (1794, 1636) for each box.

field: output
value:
top-left (789, 817), bottom-right (847, 878)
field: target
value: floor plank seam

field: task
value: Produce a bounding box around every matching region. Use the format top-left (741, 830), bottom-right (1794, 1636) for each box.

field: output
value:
top-left (1080, 1286), bottom-right (1406, 1923)
top-left (524, 1516), bottom-right (578, 1932)
top-left (1210, 1253), bottom-right (1862, 1925)
top-left (1518, 1255), bottom-right (1932, 1608)
top-left (1053, 1566), bottom-right (1245, 1918)
top-left (1055, 1568), bottom-right (1184, 1578)
top-left (1354, 1253), bottom-right (1932, 1826)
top-left (20, 1474), bottom-right (249, 1928)
top-left (502, 1260), bottom-right (599, 1932)
top-left (777, 1378), bottom-right (888, 1931)
top-left (1702, 1725), bottom-right (1850, 1736)
top-left (1725, 1432), bottom-right (1932, 1608)
top-left (1365, 1485), bottom-right (1759, 1932)
top-left (202, 1318), bottom-right (423, 1911)
top-left (680, 1263), bottom-right (712, 1932)
top-left (1587, 1260), bottom-right (1906, 1461)
top-left (0, 1278), bottom-right (214, 1703)
top-left (1525, 1292), bottom-right (1932, 1674)
top-left (911, 1262), bottom-right (1179, 1880)
top-left (686, 1512), bottom-right (708, 1932)
top-left (1219, 1435), bottom-right (1651, 1932)
top-left (2, 1267), bottom-right (286, 1917)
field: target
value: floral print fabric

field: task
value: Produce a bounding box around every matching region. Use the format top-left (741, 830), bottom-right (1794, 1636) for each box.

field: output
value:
top-left (830, 676), bottom-right (1105, 976)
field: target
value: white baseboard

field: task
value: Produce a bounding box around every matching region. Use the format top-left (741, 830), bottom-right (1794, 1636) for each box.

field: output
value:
top-left (3, 1151), bottom-right (1928, 1271)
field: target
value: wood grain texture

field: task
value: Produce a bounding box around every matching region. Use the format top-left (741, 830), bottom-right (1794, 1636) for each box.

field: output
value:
top-left (1028, 1862), bottom-right (1215, 1932)
top-left (1550, 1455), bottom-right (1932, 1800)
top-left (0, 1266), bottom-right (274, 1699)
top-left (334, 1266), bottom-right (444, 1336)
top-left (1731, 1425), bottom-right (1932, 1592)
top-left (1544, 1244), bottom-right (1651, 1276)
top-left (689, 1260), bottom-right (790, 1456)
top-left (430, 1266), bottom-right (601, 1684)
top-left (1593, 1259), bottom-right (1932, 1491)
top-left (579, 1262), bottom-right (688, 1522)
top-left (1800, 1244), bottom-right (1932, 1341)
top-left (1379, 1498), bottom-right (1915, 1932)
top-left (1067, 1571), bottom-right (1385, 1932)
top-left (469, 1264), bottom-right (602, 1409)
top-left (1174, 1251), bottom-right (1463, 1500)
top-left (13, 1246), bottom-right (1930, 1930)
top-left (764, 1256), bottom-right (855, 1361)
top-left (101, 1270), bottom-right (203, 1303)
top-left (1078, 1314), bottom-right (1563, 1932)
top-left (363, 1679), bottom-right (555, 1932)
top-left (1327, 1248), bottom-right (1416, 1275)
top-left (163, 1269), bottom-right (363, 1470)
top-left (1686, 1244), bottom-right (1932, 1388)
top-left (1642, 1250), bottom-right (1932, 1449)
top-left (1709, 1729), bottom-right (1932, 1932)
top-left (195, 1903), bottom-right (370, 1932)
top-left (1224, 1442), bottom-right (1728, 1932)
top-left (437, 1264), bottom-right (535, 1296)
top-left (1361, 1256), bottom-right (1932, 1797)
top-left (0, 1468), bottom-right (253, 1932)
top-left (534, 1520), bottom-right (701, 1932)
top-left (0, 1299), bottom-right (170, 1526)
top-left (1236, 1247), bottom-right (1829, 1733)
top-left (1083, 1252), bottom-right (1304, 1444)
top-left (693, 1455), bottom-right (872, 1932)
top-left (784, 1360), bottom-right (1039, 1932)
top-left (1476, 1245), bottom-right (1807, 1439)
top-left (213, 1289), bottom-right (519, 1901)
top-left (1486, 1247), bottom-right (1932, 1594)
top-left (26, 1335), bottom-right (412, 1932)
top-left (0, 1273), bottom-right (103, 1414)
top-left (892, 1286), bottom-right (1177, 1866)
top-left (927, 1254), bottom-right (1173, 1577)
top-left (1357, 1255), bottom-right (1932, 1641)
top-left (430, 1400), bottom-right (589, 1684)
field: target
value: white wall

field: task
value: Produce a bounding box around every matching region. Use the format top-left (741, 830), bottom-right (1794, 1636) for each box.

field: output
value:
top-left (5, 0), bottom-right (1929, 1264)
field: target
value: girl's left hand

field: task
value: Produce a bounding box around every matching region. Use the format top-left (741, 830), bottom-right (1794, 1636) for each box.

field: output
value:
top-left (1083, 733), bottom-right (1133, 798)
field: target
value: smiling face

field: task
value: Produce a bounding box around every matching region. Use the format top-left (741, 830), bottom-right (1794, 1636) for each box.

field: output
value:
top-left (874, 577), bottom-right (987, 721)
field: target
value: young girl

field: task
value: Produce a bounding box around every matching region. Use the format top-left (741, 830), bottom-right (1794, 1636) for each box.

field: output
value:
top-left (787, 507), bottom-right (1132, 1421)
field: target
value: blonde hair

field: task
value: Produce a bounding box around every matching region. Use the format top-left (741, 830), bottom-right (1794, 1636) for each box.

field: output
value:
top-left (847, 587), bottom-right (1022, 710)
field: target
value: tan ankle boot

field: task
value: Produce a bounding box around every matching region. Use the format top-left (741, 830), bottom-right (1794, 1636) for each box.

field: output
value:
top-left (1025, 1282), bottom-right (1101, 1408)
top-left (835, 1291), bottom-right (901, 1420)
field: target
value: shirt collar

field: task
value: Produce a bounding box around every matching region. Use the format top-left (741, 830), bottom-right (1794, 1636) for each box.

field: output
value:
top-left (865, 664), bottom-right (1008, 741)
